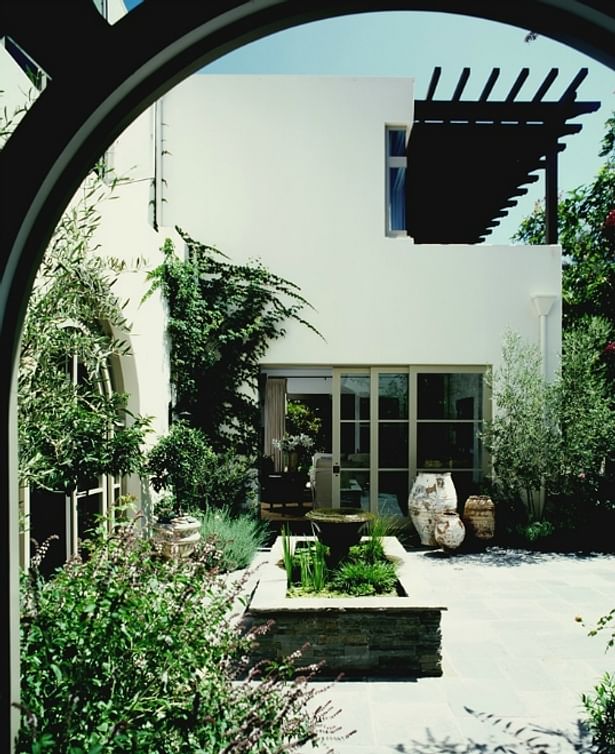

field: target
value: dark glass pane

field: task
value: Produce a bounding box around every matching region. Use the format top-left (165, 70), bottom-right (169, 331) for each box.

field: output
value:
top-left (417, 422), bottom-right (480, 469)
top-left (378, 423), bottom-right (408, 468)
top-left (388, 128), bottom-right (406, 157)
top-left (5, 37), bottom-right (44, 89)
top-left (78, 475), bottom-right (100, 493)
top-left (341, 471), bottom-right (369, 510)
top-left (378, 471), bottom-right (408, 517)
top-left (29, 488), bottom-right (67, 578)
top-left (418, 373), bottom-right (483, 420)
top-left (379, 373), bottom-right (408, 419)
top-left (451, 472), bottom-right (483, 509)
top-left (389, 167), bottom-right (406, 231)
top-left (341, 422), bottom-right (370, 467)
top-left (78, 492), bottom-right (102, 544)
top-left (340, 375), bottom-right (370, 420)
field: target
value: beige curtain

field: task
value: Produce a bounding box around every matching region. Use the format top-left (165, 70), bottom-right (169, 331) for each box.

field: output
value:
top-left (264, 378), bottom-right (286, 472)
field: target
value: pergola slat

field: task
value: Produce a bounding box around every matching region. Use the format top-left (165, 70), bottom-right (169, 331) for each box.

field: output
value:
top-left (407, 67), bottom-right (599, 243)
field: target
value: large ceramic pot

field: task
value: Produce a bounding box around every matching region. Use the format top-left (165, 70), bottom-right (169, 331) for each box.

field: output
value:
top-left (408, 472), bottom-right (458, 546)
top-left (434, 511), bottom-right (466, 551)
top-left (462, 495), bottom-right (495, 540)
top-left (152, 514), bottom-right (201, 559)
top-left (306, 507), bottom-right (374, 565)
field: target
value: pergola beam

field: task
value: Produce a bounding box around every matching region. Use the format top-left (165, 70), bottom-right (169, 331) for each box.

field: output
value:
top-left (407, 66), bottom-right (600, 243)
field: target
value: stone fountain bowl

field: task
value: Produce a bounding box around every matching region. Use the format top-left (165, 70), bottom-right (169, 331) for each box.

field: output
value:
top-left (305, 507), bottom-right (375, 562)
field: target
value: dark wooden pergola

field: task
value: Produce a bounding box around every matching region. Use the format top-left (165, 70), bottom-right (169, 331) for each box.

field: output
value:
top-left (407, 67), bottom-right (600, 244)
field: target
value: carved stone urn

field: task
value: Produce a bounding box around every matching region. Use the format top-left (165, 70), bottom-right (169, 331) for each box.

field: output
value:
top-left (306, 507), bottom-right (374, 565)
top-left (152, 514), bottom-right (201, 559)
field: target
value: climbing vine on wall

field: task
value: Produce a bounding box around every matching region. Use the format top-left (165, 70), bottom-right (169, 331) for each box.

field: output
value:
top-left (146, 228), bottom-right (319, 455)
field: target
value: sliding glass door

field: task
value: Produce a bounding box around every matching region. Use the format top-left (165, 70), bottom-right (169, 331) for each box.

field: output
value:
top-left (377, 371), bottom-right (409, 516)
top-left (332, 368), bottom-right (409, 515)
top-left (332, 370), bottom-right (371, 511)
top-left (332, 366), bottom-right (487, 514)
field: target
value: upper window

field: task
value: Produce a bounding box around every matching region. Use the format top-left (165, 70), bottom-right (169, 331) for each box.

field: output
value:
top-left (386, 127), bottom-right (407, 236)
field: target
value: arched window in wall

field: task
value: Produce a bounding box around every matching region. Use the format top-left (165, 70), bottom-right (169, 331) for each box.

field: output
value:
top-left (21, 335), bottom-right (128, 575)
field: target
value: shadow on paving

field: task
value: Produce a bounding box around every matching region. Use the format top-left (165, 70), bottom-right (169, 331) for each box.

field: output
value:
top-left (393, 709), bottom-right (594, 753)
top-left (420, 546), bottom-right (613, 568)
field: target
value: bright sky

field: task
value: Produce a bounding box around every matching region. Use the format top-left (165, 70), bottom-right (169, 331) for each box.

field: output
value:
top-left (124, 2), bottom-right (614, 244)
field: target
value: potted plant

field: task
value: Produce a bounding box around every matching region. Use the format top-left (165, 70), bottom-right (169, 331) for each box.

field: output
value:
top-left (272, 433), bottom-right (314, 473)
top-left (147, 420), bottom-right (209, 558)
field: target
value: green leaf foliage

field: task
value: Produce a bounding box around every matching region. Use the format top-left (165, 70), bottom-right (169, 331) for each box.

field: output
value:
top-left (146, 230), bottom-right (319, 455)
top-left (482, 325), bottom-right (615, 525)
top-left (17, 523), bottom-right (340, 753)
top-left (481, 332), bottom-right (559, 518)
top-left (330, 559), bottom-right (397, 597)
top-left (514, 113), bottom-right (615, 330)
top-left (553, 317), bottom-right (615, 503)
top-left (583, 673), bottom-right (615, 753)
top-left (199, 507), bottom-right (270, 572)
top-left (17, 171), bottom-right (150, 492)
top-left (147, 420), bottom-right (255, 516)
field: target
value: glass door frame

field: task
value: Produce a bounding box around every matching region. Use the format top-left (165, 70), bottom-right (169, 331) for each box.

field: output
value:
top-left (332, 365), bottom-right (490, 514)
top-left (332, 366), bottom-right (411, 514)
top-left (332, 367), bottom-right (374, 511)
top-left (411, 364), bottom-right (491, 488)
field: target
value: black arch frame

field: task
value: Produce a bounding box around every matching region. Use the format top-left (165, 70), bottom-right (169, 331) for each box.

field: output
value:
top-left (1, 0), bottom-right (614, 746)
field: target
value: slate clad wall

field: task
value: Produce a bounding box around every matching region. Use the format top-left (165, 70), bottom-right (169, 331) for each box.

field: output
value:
top-left (243, 607), bottom-right (443, 677)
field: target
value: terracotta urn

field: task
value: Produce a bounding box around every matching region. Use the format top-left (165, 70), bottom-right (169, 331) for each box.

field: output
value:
top-left (462, 495), bottom-right (495, 540)
top-left (408, 472), bottom-right (458, 546)
top-left (434, 511), bottom-right (466, 551)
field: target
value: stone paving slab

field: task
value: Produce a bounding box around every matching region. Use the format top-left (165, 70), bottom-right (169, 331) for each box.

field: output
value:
top-left (292, 547), bottom-right (615, 753)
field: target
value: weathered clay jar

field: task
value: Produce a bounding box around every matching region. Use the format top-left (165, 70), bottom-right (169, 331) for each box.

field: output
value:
top-left (462, 495), bottom-right (495, 540)
top-left (408, 472), bottom-right (458, 546)
top-left (434, 511), bottom-right (466, 551)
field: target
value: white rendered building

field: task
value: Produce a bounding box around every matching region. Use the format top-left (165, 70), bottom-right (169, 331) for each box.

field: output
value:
top-left (155, 73), bottom-right (564, 514)
top-left (7, 20), bottom-right (600, 546)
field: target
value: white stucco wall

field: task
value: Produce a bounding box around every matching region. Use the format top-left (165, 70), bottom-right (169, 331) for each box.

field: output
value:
top-left (160, 75), bottom-right (562, 376)
top-left (0, 44), bottom-right (38, 127)
top-left (93, 109), bottom-right (173, 438)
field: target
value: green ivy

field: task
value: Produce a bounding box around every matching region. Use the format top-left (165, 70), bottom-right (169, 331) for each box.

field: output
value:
top-left (146, 229), bottom-right (319, 455)
top-left (3, 95), bottom-right (149, 493)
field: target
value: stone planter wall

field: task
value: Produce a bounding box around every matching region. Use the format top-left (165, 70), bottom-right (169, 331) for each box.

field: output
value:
top-left (242, 536), bottom-right (446, 677)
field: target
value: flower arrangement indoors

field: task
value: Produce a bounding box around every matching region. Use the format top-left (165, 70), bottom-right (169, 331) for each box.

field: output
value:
top-left (272, 433), bottom-right (314, 472)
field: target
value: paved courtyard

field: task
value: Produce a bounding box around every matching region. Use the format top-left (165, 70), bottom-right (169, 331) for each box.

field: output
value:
top-left (297, 547), bottom-right (615, 753)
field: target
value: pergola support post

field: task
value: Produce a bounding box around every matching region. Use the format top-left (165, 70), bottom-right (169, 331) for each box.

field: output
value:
top-left (545, 148), bottom-right (559, 244)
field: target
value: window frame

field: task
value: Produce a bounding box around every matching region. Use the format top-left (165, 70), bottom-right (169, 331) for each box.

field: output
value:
top-left (385, 125), bottom-right (408, 237)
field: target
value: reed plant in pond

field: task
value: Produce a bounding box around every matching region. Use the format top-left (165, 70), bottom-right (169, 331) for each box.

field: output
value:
top-left (285, 516), bottom-right (399, 597)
